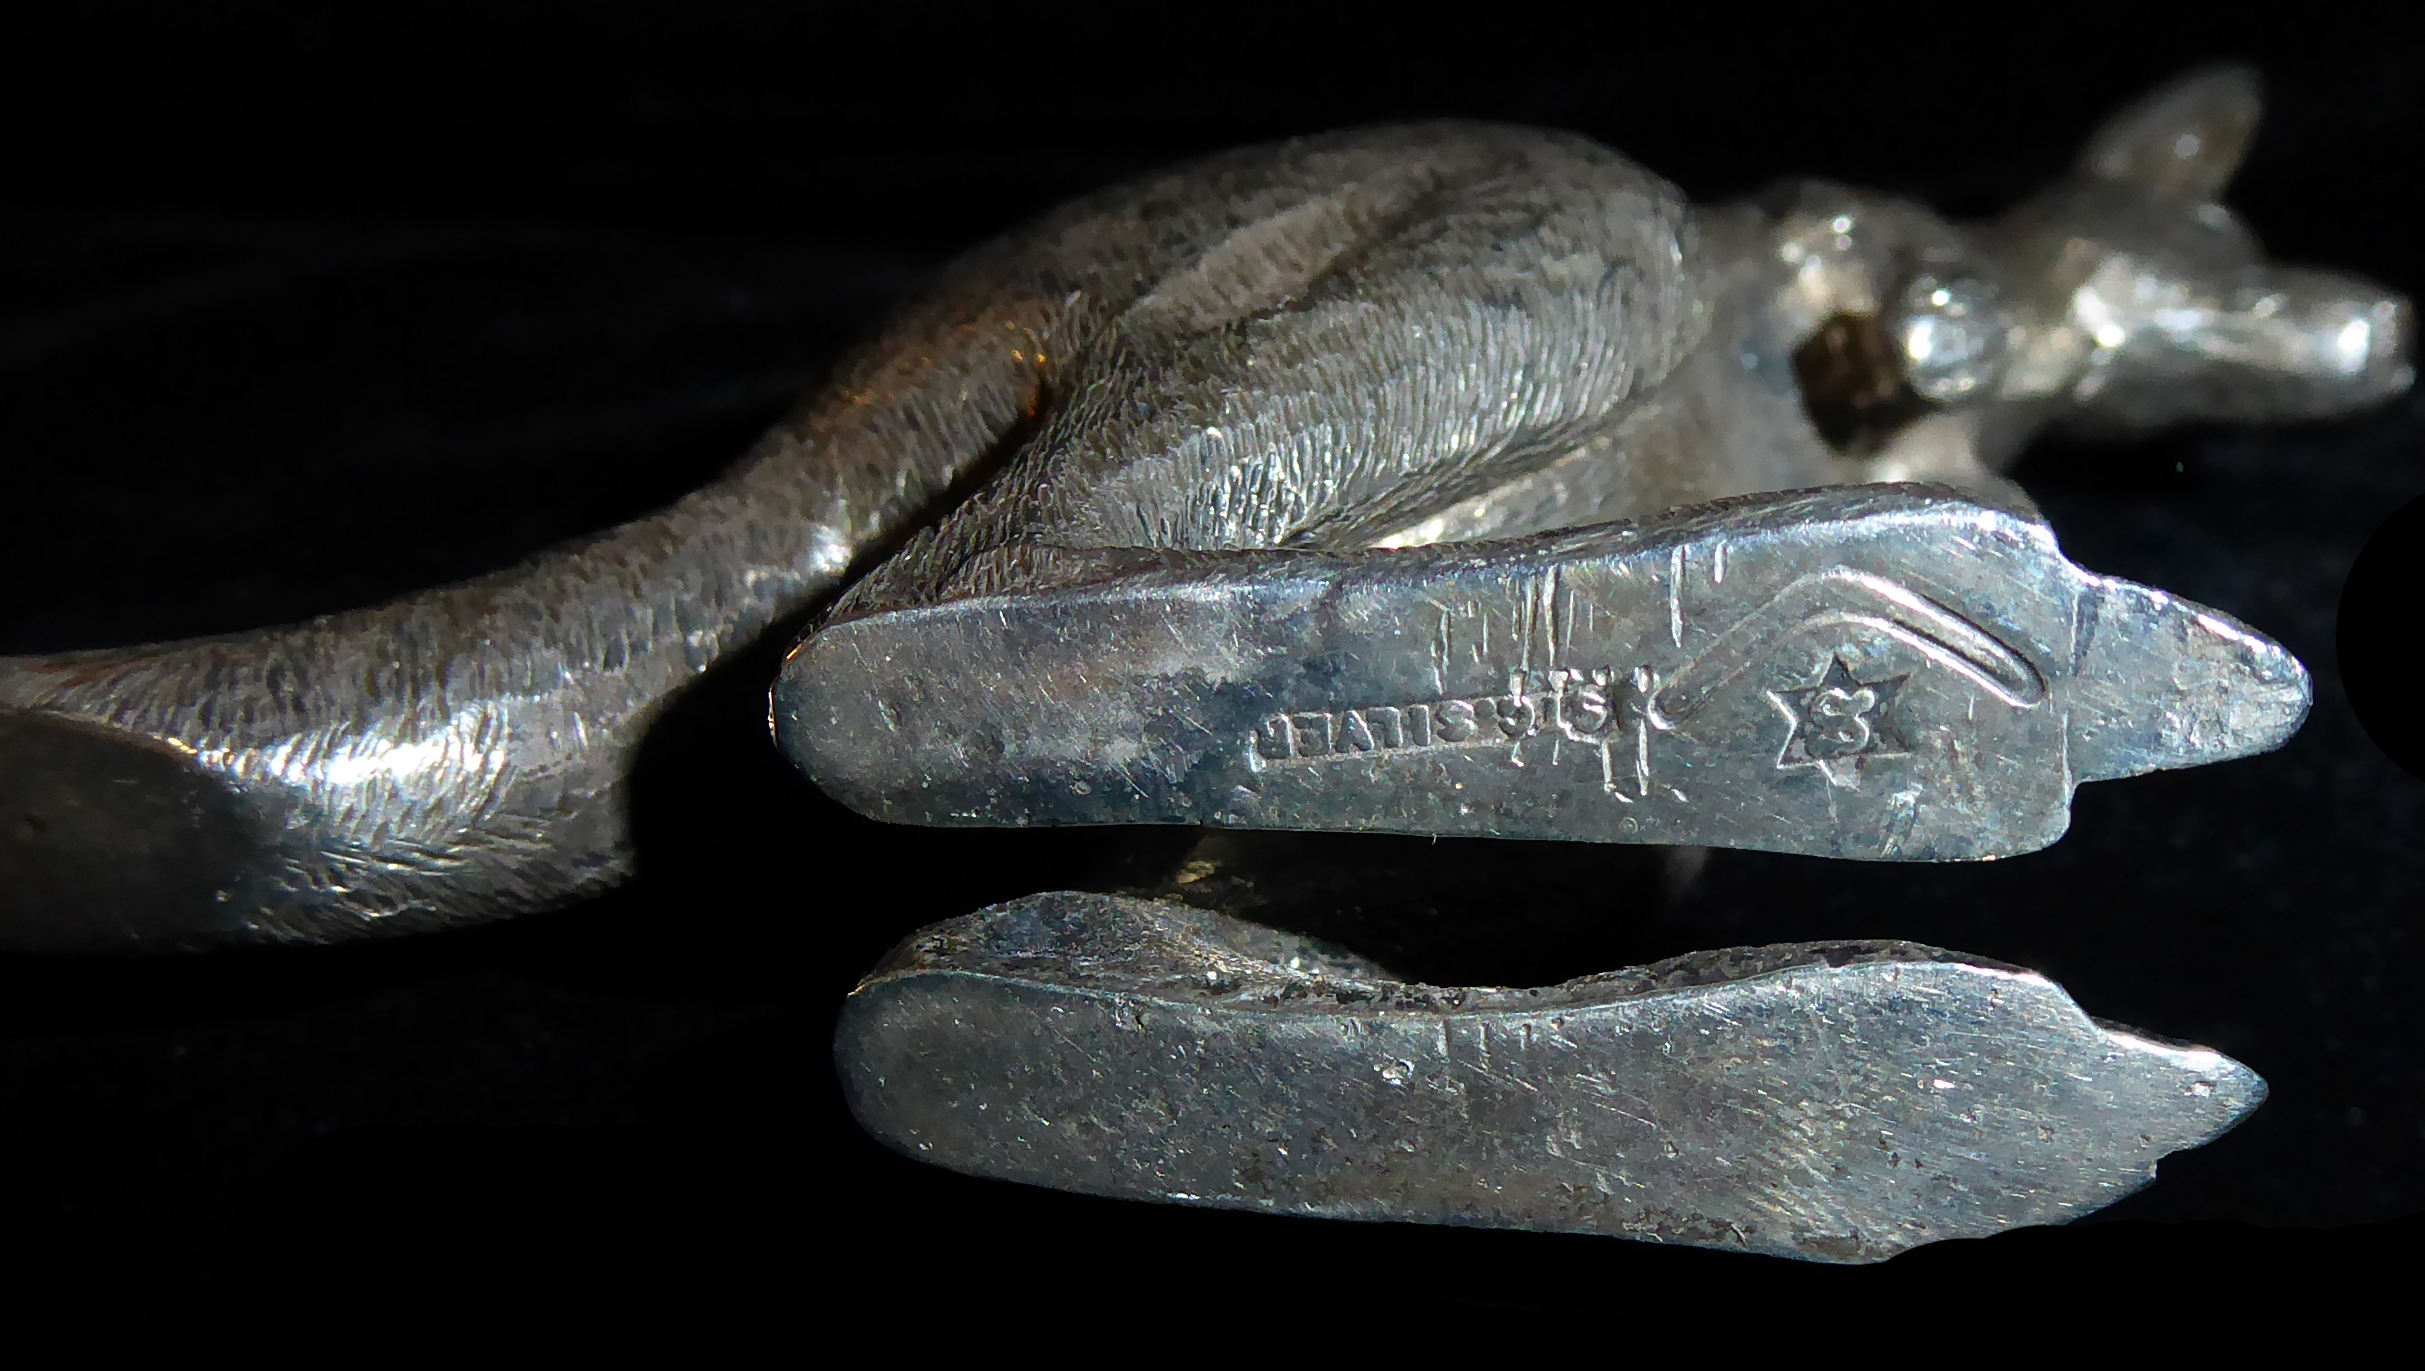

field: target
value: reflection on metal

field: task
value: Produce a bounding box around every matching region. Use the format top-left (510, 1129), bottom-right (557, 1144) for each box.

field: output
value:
top-left (807, 66), bottom-right (2363, 1256)
top-left (0, 65), bottom-right (2365, 1265)
top-left (0, 65), bottom-right (2399, 948)
top-left (840, 892), bottom-right (2264, 1263)
top-left (783, 486), bottom-right (2306, 860)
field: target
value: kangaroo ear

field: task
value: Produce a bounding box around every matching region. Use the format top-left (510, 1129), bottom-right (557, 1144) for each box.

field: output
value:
top-left (2077, 65), bottom-right (2264, 200)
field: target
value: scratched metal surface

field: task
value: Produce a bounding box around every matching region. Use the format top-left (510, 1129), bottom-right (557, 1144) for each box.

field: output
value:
top-left (0, 238), bottom-right (1041, 946)
top-left (0, 123), bottom-right (1711, 950)
top-left (786, 486), bottom-right (2305, 857)
top-left (778, 68), bottom-right (2372, 874)
top-left (1, 25), bottom-right (2422, 1317)
top-left (8, 68), bottom-right (2399, 949)
top-left (840, 891), bottom-right (2260, 1261)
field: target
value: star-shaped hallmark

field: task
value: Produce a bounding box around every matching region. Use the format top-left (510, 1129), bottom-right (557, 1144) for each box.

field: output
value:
top-left (1771, 656), bottom-right (1910, 783)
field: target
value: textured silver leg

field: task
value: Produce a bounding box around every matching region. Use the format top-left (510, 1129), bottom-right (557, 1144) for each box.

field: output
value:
top-left (838, 892), bottom-right (2263, 1263)
top-left (798, 68), bottom-right (2358, 1254)
top-left (3, 68), bottom-right (2397, 947)
top-left (780, 485), bottom-right (2307, 861)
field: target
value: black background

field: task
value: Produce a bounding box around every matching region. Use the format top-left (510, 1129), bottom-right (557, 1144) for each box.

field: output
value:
top-left (4, 6), bottom-right (2424, 1331)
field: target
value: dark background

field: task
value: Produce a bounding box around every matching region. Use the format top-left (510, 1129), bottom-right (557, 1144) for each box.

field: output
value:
top-left (4, 6), bottom-right (2423, 1329)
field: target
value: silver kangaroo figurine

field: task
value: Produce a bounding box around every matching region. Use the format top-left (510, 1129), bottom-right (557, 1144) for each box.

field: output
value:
top-left (0, 66), bottom-right (2406, 957)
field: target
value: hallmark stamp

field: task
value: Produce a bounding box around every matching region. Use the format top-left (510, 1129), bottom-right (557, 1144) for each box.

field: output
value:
top-left (1771, 655), bottom-right (1910, 778)
top-left (1251, 667), bottom-right (1641, 764)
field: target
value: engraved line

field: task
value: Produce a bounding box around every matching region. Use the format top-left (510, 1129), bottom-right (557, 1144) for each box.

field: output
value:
top-left (1426, 598), bottom-right (1453, 698)
top-left (2070, 583), bottom-right (2105, 673)
top-left (1511, 584), bottom-right (1527, 680)
top-left (1807, 612), bottom-right (2041, 706)
top-left (1547, 565), bottom-right (1565, 661)
top-left (1667, 546), bottom-right (1684, 649)
top-left (1656, 569), bottom-right (2047, 720)
top-left (1635, 666), bottom-right (1653, 797)
top-left (2059, 710), bottom-right (2073, 793)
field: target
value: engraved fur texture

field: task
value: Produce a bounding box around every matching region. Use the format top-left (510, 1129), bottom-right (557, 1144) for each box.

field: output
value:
top-left (4, 67), bottom-right (2409, 947)
top-left (0, 123), bottom-right (1702, 947)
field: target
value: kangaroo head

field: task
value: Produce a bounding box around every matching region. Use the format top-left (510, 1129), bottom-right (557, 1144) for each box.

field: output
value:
top-left (1994, 65), bottom-right (2412, 431)
top-left (1718, 66), bottom-right (2413, 481)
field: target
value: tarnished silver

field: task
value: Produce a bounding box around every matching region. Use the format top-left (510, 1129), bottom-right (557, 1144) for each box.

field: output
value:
top-left (840, 891), bottom-right (2264, 1262)
top-left (813, 67), bottom-right (2383, 1254)
top-left (0, 66), bottom-right (2404, 968)
top-left (777, 65), bottom-right (2365, 857)
top-left (0, 66), bottom-right (2361, 1259)
top-left (784, 485), bottom-right (2305, 859)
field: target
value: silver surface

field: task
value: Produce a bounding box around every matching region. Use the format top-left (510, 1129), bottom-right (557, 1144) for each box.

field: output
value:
top-left (782, 485), bottom-right (2306, 859)
top-left (778, 67), bottom-right (2382, 852)
top-left (839, 891), bottom-right (2264, 1263)
top-left (0, 66), bottom-right (2405, 947)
